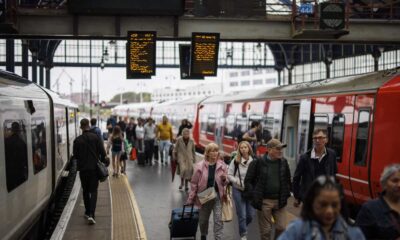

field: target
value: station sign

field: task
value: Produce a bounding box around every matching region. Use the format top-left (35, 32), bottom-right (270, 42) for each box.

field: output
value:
top-left (299, 3), bottom-right (314, 15)
top-left (179, 44), bottom-right (204, 80)
top-left (320, 3), bottom-right (345, 30)
top-left (126, 31), bottom-right (156, 79)
top-left (190, 32), bottom-right (220, 77)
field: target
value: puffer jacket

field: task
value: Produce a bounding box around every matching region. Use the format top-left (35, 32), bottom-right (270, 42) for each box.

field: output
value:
top-left (187, 159), bottom-right (229, 208)
top-left (244, 155), bottom-right (292, 210)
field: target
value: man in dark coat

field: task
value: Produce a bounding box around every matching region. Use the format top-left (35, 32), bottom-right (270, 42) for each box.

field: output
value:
top-left (73, 118), bottom-right (108, 225)
top-left (244, 139), bottom-right (292, 240)
top-left (292, 128), bottom-right (338, 207)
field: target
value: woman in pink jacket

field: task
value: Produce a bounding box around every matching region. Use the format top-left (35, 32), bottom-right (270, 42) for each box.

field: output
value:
top-left (186, 143), bottom-right (229, 240)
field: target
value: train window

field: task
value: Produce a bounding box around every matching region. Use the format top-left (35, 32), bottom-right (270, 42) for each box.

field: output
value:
top-left (206, 115), bottom-right (216, 134)
top-left (224, 115), bottom-right (235, 139)
top-left (201, 114), bottom-right (207, 132)
top-left (31, 118), bottom-right (47, 174)
top-left (235, 115), bottom-right (248, 140)
top-left (248, 114), bottom-right (262, 130)
top-left (354, 109), bottom-right (371, 166)
top-left (330, 114), bottom-right (345, 163)
top-left (4, 120), bottom-right (29, 192)
top-left (313, 114), bottom-right (329, 135)
top-left (262, 115), bottom-right (274, 143)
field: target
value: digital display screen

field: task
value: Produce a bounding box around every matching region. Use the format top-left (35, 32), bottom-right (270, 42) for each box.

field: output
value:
top-left (126, 31), bottom-right (156, 79)
top-left (179, 44), bottom-right (204, 80)
top-left (190, 32), bottom-right (220, 77)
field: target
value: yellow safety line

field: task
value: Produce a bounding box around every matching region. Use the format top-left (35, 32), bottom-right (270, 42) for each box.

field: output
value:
top-left (122, 175), bottom-right (148, 240)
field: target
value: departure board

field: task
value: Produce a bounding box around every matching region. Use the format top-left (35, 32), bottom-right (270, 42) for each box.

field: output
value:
top-left (126, 31), bottom-right (156, 79)
top-left (179, 44), bottom-right (204, 80)
top-left (190, 32), bottom-right (220, 77)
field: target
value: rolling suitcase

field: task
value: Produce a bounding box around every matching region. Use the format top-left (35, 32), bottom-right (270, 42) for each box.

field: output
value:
top-left (169, 204), bottom-right (199, 239)
top-left (137, 151), bottom-right (146, 165)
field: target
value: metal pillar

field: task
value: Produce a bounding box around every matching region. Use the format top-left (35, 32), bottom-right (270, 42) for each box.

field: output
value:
top-left (45, 67), bottom-right (51, 89)
top-left (325, 60), bottom-right (332, 79)
top-left (277, 69), bottom-right (282, 86)
top-left (287, 66), bottom-right (293, 85)
top-left (39, 64), bottom-right (44, 86)
top-left (372, 48), bottom-right (382, 72)
top-left (89, 40), bottom-right (93, 119)
top-left (22, 40), bottom-right (29, 79)
top-left (6, 39), bottom-right (15, 73)
top-left (32, 53), bottom-right (38, 84)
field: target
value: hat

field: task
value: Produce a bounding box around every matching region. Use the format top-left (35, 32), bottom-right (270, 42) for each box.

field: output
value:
top-left (266, 139), bottom-right (287, 149)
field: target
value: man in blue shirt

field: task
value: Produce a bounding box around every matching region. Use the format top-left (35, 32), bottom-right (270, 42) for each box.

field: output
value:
top-left (90, 118), bottom-right (102, 140)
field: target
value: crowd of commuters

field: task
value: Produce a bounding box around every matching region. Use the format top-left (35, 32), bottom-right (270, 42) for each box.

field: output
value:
top-left (73, 115), bottom-right (400, 240)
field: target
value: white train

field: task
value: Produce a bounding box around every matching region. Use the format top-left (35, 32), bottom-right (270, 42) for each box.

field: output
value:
top-left (0, 70), bottom-right (78, 239)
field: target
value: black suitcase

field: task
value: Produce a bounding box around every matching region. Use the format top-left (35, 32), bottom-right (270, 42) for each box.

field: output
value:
top-left (137, 152), bottom-right (146, 165)
top-left (169, 204), bottom-right (199, 239)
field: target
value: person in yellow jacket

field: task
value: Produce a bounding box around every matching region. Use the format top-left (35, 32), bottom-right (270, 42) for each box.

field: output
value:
top-left (156, 116), bottom-right (173, 164)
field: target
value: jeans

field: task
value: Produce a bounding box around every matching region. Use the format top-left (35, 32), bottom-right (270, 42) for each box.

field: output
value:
top-left (232, 187), bottom-right (255, 237)
top-left (79, 170), bottom-right (99, 218)
top-left (159, 140), bottom-right (170, 162)
top-left (144, 139), bottom-right (155, 164)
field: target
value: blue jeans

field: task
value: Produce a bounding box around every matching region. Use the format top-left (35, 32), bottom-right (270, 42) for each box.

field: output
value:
top-left (232, 187), bottom-right (255, 237)
top-left (159, 140), bottom-right (170, 162)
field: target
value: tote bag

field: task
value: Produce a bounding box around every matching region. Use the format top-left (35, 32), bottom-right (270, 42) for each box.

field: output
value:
top-left (221, 186), bottom-right (233, 222)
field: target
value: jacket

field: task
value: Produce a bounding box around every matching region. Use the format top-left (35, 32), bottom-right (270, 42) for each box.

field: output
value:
top-left (173, 136), bottom-right (196, 180)
top-left (73, 130), bottom-right (107, 171)
top-left (356, 196), bottom-right (400, 239)
top-left (187, 159), bottom-right (229, 208)
top-left (278, 217), bottom-right (365, 240)
top-left (293, 148), bottom-right (337, 201)
top-left (244, 155), bottom-right (292, 210)
top-left (227, 156), bottom-right (254, 191)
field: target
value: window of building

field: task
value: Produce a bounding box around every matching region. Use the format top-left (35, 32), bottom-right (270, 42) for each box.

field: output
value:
top-left (254, 69), bottom-right (263, 75)
top-left (355, 109), bottom-right (371, 166)
top-left (241, 71), bottom-right (250, 76)
top-left (229, 72), bottom-right (238, 77)
top-left (253, 79), bottom-right (263, 85)
top-left (4, 119), bottom-right (28, 192)
top-left (32, 118), bottom-right (47, 174)
top-left (230, 82), bottom-right (238, 87)
top-left (241, 81), bottom-right (250, 86)
top-left (330, 114), bottom-right (345, 162)
top-left (265, 78), bottom-right (276, 84)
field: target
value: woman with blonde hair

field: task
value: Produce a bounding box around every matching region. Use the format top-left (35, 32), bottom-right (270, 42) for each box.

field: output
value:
top-left (173, 128), bottom-right (196, 191)
top-left (186, 143), bottom-right (229, 240)
top-left (107, 125), bottom-right (124, 176)
top-left (228, 141), bottom-right (256, 240)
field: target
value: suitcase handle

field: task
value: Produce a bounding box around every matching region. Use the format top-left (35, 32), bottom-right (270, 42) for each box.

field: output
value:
top-left (181, 204), bottom-right (195, 219)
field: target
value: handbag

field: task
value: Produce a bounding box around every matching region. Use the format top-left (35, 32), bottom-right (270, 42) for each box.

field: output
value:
top-left (197, 187), bottom-right (217, 205)
top-left (130, 147), bottom-right (137, 161)
top-left (97, 160), bottom-right (109, 182)
top-left (221, 186), bottom-right (233, 222)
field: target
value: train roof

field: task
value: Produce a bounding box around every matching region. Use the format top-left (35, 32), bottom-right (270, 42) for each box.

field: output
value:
top-left (40, 87), bottom-right (78, 108)
top-left (203, 69), bottom-right (399, 104)
top-left (0, 70), bottom-right (48, 100)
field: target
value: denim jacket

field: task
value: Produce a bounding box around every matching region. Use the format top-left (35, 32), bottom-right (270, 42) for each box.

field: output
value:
top-left (278, 217), bottom-right (365, 240)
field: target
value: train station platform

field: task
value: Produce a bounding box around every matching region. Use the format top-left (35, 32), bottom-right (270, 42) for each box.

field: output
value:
top-left (53, 155), bottom-right (300, 240)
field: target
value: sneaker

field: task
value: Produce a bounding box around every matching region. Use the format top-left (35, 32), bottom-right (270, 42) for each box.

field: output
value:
top-left (88, 217), bottom-right (96, 225)
top-left (240, 236), bottom-right (247, 240)
top-left (201, 236), bottom-right (206, 240)
top-left (84, 214), bottom-right (90, 219)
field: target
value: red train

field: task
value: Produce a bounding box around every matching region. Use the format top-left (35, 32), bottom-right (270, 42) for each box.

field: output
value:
top-left (115, 69), bottom-right (400, 206)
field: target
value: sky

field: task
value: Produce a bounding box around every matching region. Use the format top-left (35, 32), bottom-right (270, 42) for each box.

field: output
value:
top-left (49, 67), bottom-right (225, 102)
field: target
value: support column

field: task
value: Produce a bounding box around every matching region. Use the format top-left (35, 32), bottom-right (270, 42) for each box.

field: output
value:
top-left (22, 40), bottom-right (29, 79)
top-left (277, 69), bottom-right (282, 86)
top-left (39, 63), bottom-right (44, 87)
top-left (287, 65), bottom-right (293, 85)
top-left (6, 39), bottom-right (15, 73)
top-left (32, 52), bottom-right (38, 84)
top-left (45, 67), bottom-right (51, 89)
top-left (325, 59), bottom-right (332, 79)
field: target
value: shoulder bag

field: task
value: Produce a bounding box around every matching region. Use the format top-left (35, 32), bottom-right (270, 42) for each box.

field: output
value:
top-left (221, 185), bottom-right (233, 222)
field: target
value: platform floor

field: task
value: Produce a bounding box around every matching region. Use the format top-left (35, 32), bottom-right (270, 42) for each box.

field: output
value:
top-left (125, 157), bottom-right (300, 240)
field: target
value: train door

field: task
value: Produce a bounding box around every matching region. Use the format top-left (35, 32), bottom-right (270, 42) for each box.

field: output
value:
top-left (349, 94), bottom-right (375, 204)
top-left (282, 102), bottom-right (300, 175)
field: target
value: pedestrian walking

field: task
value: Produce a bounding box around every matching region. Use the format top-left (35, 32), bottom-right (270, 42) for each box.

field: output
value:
top-left (156, 116), bottom-right (173, 164)
top-left (186, 143), bottom-right (229, 240)
top-left (107, 125), bottom-right (124, 177)
top-left (279, 176), bottom-right (365, 240)
top-left (244, 139), bottom-right (292, 240)
top-left (177, 119), bottom-right (193, 137)
top-left (228, 141), bottom-right (256, 240)
top-left (293, 128), bottom-right (337, 208)
top-left (356, 164), bottom-right (400, 239)
top-left (73, 118), bottom-right (108, 225)
top-left (173, 128), bottom-right (196, 191)
top-left (144, 118), bottom-right (156, 165)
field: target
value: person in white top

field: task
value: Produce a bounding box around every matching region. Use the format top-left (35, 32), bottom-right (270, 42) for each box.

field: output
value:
top-left (144, 118), bottom-right (156, 165)
top-left (135, 118), bottom-right (145, 153)
top-left (228, 141), bottom-right (256, 240)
